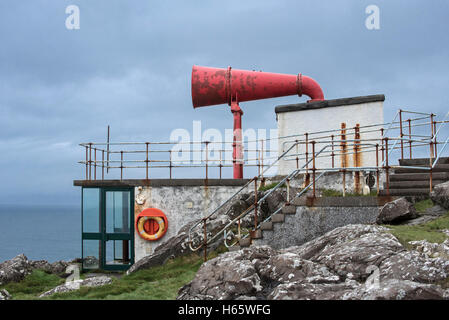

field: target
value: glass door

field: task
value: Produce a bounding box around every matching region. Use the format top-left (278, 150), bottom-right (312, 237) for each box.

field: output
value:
top-left (82, 187), bottom-right (134, 271)
top-left (103, 189), bottom-right (134, 271)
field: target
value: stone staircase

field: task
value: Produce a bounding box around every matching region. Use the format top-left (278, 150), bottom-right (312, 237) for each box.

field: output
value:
top-left (379, 157), bottom-right (449, 197)
top-left (229, 196), bottom-right (388, 250)
top-left (229, 204), bottom-right (297, 250)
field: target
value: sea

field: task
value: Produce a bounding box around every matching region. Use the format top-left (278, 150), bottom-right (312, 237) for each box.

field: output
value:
top-left (0, 204), bottom-right (81, 263)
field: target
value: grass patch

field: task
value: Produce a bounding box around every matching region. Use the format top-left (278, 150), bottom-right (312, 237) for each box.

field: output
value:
top-left (414, 199), bottom-right (435, 213)
top-left (258, 182), bottom-right (285, 191)
top-left (4, 247), bottom-right (228, 300)
top-left (0, 270), bottom-right (64, 300)
top-left (385, 212), bottom-right (449, 247)
top-left (320, 189), bottom-right (377, 197)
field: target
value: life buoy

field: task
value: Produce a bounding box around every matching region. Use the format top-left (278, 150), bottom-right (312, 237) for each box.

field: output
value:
top-left (136, 208), bottom-right (168, 241)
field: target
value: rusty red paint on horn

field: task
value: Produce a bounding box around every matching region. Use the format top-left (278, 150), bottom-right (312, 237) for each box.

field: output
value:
top-left (191, 65), bottom-right (325, 179)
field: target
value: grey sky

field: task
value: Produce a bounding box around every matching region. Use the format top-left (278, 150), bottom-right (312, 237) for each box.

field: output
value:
top-left (0, 0), bottom-right (448, 205)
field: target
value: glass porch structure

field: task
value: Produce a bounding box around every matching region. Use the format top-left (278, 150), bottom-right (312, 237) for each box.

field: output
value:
top-left (81, 187), bottom-right (134, 271)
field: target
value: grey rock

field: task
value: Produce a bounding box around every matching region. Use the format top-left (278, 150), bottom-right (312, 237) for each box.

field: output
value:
top-left (29, 260), bottom-right (69, 275)
top-left (431, 181), bottom-right (449, 210)
top-left (376, 198), bottom-right (418, 224)
top-left (0, 289), bottom-right (11, 300)
top-left (177, 224), bottom-right (449, 300)
top-left (0, 254), bottom-right (32, 286)
top-left (342, 279), bottom-right (445, 300)
top-left (39, 276), bottom-right (112, 298)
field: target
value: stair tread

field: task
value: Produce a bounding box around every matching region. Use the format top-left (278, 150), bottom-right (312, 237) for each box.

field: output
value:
top-left (389, 172), bottom-right (449, 181)
top-left (386, 180), bottom-right (445, 189)
top-left (379, 188), bottom-right (430, 196)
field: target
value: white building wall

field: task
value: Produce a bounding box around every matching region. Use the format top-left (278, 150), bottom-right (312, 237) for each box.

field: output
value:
top-left (277, 100), bottom-right (384, 175)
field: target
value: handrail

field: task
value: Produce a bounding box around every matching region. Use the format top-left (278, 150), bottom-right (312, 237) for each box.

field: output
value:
top-left (188, 142), bottom-right (347, 251)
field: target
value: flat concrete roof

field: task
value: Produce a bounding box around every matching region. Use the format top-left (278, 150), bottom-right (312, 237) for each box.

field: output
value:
top-left (275, 94), bottom-right (385, 114)
top-left (73, 179), bottom-right (251, 188)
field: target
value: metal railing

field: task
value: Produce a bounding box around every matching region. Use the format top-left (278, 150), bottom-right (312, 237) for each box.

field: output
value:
top-left (185, 109), bottom-right (449, 258)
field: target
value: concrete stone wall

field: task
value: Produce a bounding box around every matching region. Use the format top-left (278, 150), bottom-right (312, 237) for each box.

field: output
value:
top-left (133, 183), bottom-right (251, 262)
top-left (253, 205), bottom-right (379, 249)
top-left (276, 95), bottom-right (384, 176)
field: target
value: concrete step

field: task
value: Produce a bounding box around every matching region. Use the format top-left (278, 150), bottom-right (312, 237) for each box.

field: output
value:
top-left (282, 205), bottom-right (296, 215)
top-left (399, 157), bottom-right (449, 166)
top-left (228, 245), bottom-right (241, 252)
top-left (239, 238), bottom-right (251, 247)
top-left (389, 172), bottom-right (449, 181)
top-left (379, 188), bottom-right (430, 196)
top-left (260, 221), bottom-right (273, 231)
top-left (385, 180), bottom-right (445, 189)
top-left (250, 229), bottom-right (263, 239)
top-left (272, 213), bottom-right (285, 223)
top-left (393, 164), bottom-right (449, 174)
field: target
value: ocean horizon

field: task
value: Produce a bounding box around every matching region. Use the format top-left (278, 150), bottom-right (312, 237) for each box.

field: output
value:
top-left (0, 204), bottom-right (81, 263)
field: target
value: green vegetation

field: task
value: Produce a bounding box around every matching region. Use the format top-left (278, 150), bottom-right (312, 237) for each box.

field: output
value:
top-left (385, 212), bottom-right (449, 248)
top-left (0, 270), bottom-right (65, 300)
top-left (320, 188), bottom-right (377, 197)
top-left (258, 182), bottom-right (285, 191)
top-left (413, 199), bottom-right (435, 213)
top-left (1, 247), bottom-right (228, 300)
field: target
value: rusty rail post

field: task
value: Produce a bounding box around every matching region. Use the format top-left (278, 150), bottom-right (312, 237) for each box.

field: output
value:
top-left (261, 139), bottom-right (264, 182)
top-left (353, 124), bottom-right (361, 194)
top-left (380, 128), bottom-right (385, 163)
top-left (312, 141), bottom-right (316, 198)
top-left (305, 133), bottom-right (310, 186)
top-left (102, 150), bottom-right (104, 180)
top-left (219, 150), bottom-right (223, 179)
top-left (203, 218), bottom-right (207, 261)
top-left (429, 141), bottom-right (433, 194)
top-left (341, 124), bottom-right (347, 197)
top-left (94, 148), bottom-right (97, 180)
top-left (331, 134), bottom-right (335, 168)
top-left (89, 143), bottom-right (92, 181)
top-left (384, 138), bottom-right (390, 196)
top-left (399, 109), bottom-right (404, 160)
top-left (85, 146), bottom-right (88, 180)
top-left (408, 119), bottom-right (412, 159)
top-left (145, 142), bottom-right (149, 180)
top-left (295, 139), bottom-right (299, 169)
top-left (376, 144), bottom-right (380, 195)
top-left (430, 113), bottom-right (435, 160)
top-left (169, 150), bottom-right (172, 179)
top-left (120, 151), bottom-right (123, 181)
top-left (286, 178), bottom-right (291, 205)
top-left (205, 141), bottom-right (209, 180)
top-left (254, 177), bottom-right (258, 231)
top-left (432, 115), bottom-right (438, 158)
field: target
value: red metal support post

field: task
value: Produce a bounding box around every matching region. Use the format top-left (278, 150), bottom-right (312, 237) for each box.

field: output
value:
top-left (231, 100), bottom-right (244, 179)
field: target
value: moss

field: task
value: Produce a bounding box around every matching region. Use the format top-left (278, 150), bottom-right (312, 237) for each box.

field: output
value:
top-left (385, 212), bottom-right (449, 247)
top-left (0, 270), bottom-right (64, 300)
top-left (258, 182), bottom-right (285, 191)
top-left (3, 247), bottom-right (229, 300)
top-left (413, 199), bottom-right (435, 213)
top-left (320, 189), bottom-right (377, 197)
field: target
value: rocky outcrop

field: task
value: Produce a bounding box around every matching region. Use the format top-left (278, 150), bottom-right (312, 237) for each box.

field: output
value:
top-left (0, 254), bottom-right (32, 286)
top-left (39, 276), bottom-right (113, 298)
top-left (431, 181), bottom-right (449, 210)
top-left (0, 289), bottom-right (11, 300)
top-left (0, 254), bottom-right (71, 286)
top-left (177, 224), bottom-right (449, 300)
top-left (376, 198), bottom-right (418, 224)
top-left (128, 189), bottom-right (286, 274)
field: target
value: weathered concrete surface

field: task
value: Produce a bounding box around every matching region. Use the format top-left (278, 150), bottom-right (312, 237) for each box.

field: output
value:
top-left (128, 189), bottom-right (286, 273)
top-left (178, 224), bottom-right (449, 300)
top-left (134, 184), bottom-right (252, 262)
top-left (376, 197), bottom-right (418, 224)
top-left (276, 96), bottom-right (384, 175)
top-left (253, 206), bottom-right (379, 250)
